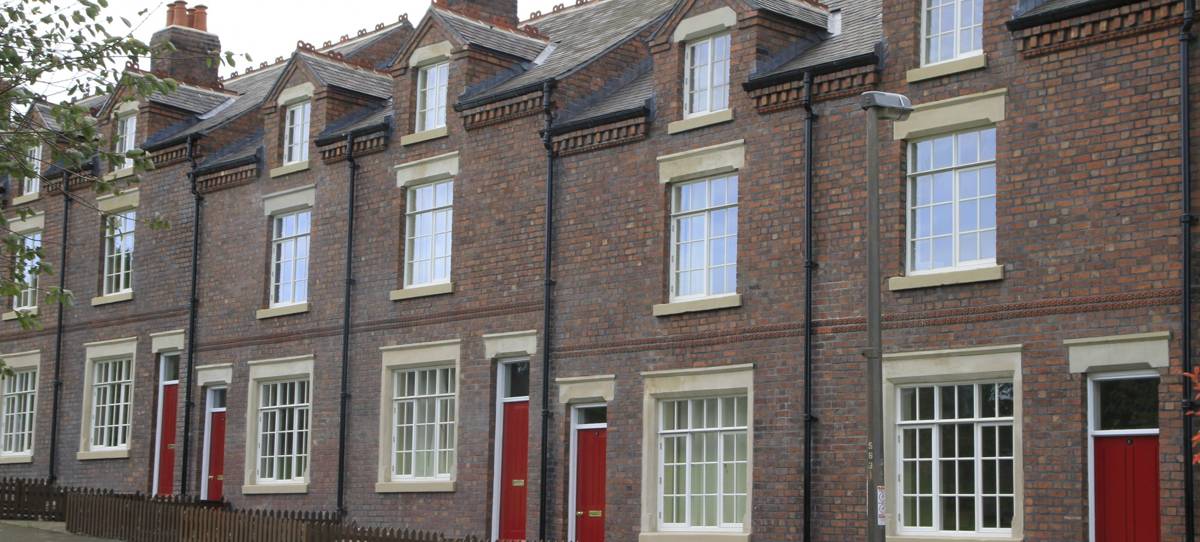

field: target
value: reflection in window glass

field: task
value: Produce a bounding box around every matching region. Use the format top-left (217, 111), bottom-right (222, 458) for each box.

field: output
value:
top-left (1097, 378), bottom-right (1158, 431)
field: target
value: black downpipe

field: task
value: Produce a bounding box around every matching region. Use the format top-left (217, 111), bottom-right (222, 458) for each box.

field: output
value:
top-left (47, 171), bottom-right (74, 483)
top-left (537, 80), bottom-right (557, 541)
top-left (335, 134), bottom-right (359, 516)
top-left (801, 71), bottom-right (817, 542)
top-left (1181, 0), bottom-right (1196, 537)
top-left (180, 135), bottom-right (202, 495)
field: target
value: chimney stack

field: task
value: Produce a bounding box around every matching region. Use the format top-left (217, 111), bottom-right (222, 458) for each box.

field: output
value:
top-left (441, 0), bottom-right (519, 27)
top-left (149, 1), bottom-right (221, 86)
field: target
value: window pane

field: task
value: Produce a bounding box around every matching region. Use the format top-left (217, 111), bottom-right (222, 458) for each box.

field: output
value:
top-left (1097, 378), bottom-right (1158, 430)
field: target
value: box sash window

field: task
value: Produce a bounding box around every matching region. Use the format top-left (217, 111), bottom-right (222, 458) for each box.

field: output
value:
top-left (256, 379), bottom-right (310, 483)
top-left (391, 366), bottom-right (456, 480)
top-left (684, 33), bottom-right (731, 117)
top-left (114, 115), bottom-right (137, 170)
top-left (923, 0), bottom-right (984, 65)
top-left (284, 101), bottom-right (311, 165)
top-left (270, 209), bottom-right (311, 307)
top-left (416, 62), bottom-right (449, 132)
top-left (13, 231), bottom-right (41, 312)
top-left (907, 127), bottom-right (996, 273)
top-left (102, 211), bottom-right (136, 296)
top-left (671, 175), bottom-right (737, 300)
top-left (897, 382), bottom-right (1015, 534)
top-left (23, 145), bottom-right (41, 196)
top-left (658, 395), bottom-right (748, 531)
top-left (90, 359), bottom-right (132, 450)
top-left (0, 369), bottom-right (37, 455)
top-left (405, 180), bottom-right (453, 287)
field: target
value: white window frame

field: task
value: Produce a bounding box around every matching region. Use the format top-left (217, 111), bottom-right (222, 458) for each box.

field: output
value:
top-left (390, 365), bottom-right (457, 481)
top-left (269, 209), bottom-right (311, 307)
top-left (12, 231), bottom-right (41, 312)
top-left (254, 378), bottom-right (311, 485)
top-left (89, 358), bottom-right (133, 452)
top-left (567, 403), bottom-right (608, 542)
top-left (906, 127), bottom-right (996, 275)
top-left (404, 179), bottom-right (453, 288)
top-left (490, 358), bottom-right (531, 541)
top-left (656, 395), bottom-right (748, 532)
top-left (416, 61), bottom-right (449, 133)
top-left (102, 210), bottom-right (136, 296)
top-left (151, 352), bottom-right (181, 495)
top-left (683, 33), bottom-right (731, 118)
top-left (0, 368), bottom-right (37, 457)
top-left (200, 386), bottom-right (227, 501)
top-left (921, 0), bottom-right (984, 66)
top-left (23, 144), bottom-right (41, 196)
top-left (670, 174), bottom-right (738, 301)
top-left (894, 381), bottom-right (1016, 536)
top-left (283, 101), bottom-right (311, 165)
top-left (1086, 369), bottom-right (1161, 542)
top-left (114, 114), bottom-right (137, 171)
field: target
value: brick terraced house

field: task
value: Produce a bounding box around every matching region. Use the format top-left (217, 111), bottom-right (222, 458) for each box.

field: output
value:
top-left (1, 0), bottom-right (1198, 540)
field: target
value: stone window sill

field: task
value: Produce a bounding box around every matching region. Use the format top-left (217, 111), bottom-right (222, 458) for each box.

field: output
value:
top-left (269, 160), bottom-right (310, 178)
top-left (639, 532), bottom-right (749, 542)
top-left (242, 483), bottom-right (308, 495)
top-left (11, 193), bottom-right (40, 206)
top-left (400, 126), bottom-right (448, 146)
top-left (888, 265), bottom-right (1004, 291)
top-left (906, 53), bottom-right (987, 83)
top-left (76, 449), bottom-right (129, 461)
top-left (653, 294), bottom-right (742, 317)
top-left (256, 303), bottom-right (310, 320)
top-left (0, 454), bottom-right (33, 464)
top-left (886, 535), bottom-right (1022, 542)
top-left (374, 479), bottom-right (455, 493)
top-left (390, 282), bottom-right (453, 301)
top-left (91, 291), bottom-right (133, 307)
top-left (103, 167), bottom-right (135, 182)
top-left (2, 308), bottom-right (36, 321)
top-left (667, 109), bottom-right (733, 135)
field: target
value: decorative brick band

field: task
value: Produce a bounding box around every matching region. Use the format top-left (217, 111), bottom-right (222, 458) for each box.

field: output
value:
top-left (45, 174), bottom-right (95, 194)
top-left (750, 64), bottom-right (878, 113)
top-left (196, 163), bottom-right (259, 194)
top-left (1012, 0), bottom-right (1181, 58)
top-left (552, 117), bottom-right (649, 156)
top-left (318, 130), bottom-right (389, 163)
top-left (150, 144), bottom-right (189, 169)
top-left (555, 288), bottom-right (1178, 358)
top-left (461, 92), bottom-right (544, 130)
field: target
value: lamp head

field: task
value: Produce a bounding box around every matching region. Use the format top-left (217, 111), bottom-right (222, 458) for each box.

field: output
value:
top-left (860, 91), bottom-right (913, 121)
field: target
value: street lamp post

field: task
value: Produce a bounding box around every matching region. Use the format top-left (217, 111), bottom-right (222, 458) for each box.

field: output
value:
top-left (859, 91), bottom-right (912, 542)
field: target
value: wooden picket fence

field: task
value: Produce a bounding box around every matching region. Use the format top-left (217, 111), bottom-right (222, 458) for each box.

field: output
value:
top-left (0, 477), bottom-right (66, 520)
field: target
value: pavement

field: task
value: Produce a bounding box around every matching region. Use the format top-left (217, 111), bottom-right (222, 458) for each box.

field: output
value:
top-left (0, 521), bottom-right (114, 541)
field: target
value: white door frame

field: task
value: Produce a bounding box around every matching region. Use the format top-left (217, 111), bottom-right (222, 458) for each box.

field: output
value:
top-left (567, 403), bottom-right (608, 542)
top-left (491, 359), bottom-right (530, 542)
top-left (200, 386), bottom-right (227, 501)
top-left (151, 352), bottom-right (180, 495)
top-left (1086, 369), bottom-right (1160, 542)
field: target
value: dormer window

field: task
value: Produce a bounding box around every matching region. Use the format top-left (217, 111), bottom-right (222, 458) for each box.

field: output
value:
top-left (23, 145), bottom-right (41, 196)
top-left (684, 33), bottom-right (731, 117)
top-left (416, 62), bottom-right (449, 133)
top-left (114, 114), bottom-right (137, 171)
top-left (922, 0), bottom-right (983, 65)
top-left (283, 101), bottom-right (311, 165)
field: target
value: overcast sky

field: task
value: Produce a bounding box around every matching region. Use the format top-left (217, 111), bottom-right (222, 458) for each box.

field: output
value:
top-left (35, 0), bottom-right (566, 100)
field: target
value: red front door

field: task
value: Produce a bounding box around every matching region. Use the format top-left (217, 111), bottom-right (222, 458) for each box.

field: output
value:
top-left (575, 428), bottom-right (607, 542)
top-left (155, 382), bottom-right (178, 496)
top-left (1095, 435), bottom-right (1160, 542)
top-left (499, 401), bottom-right (529, 541)
top-left (205, 410), bottom-right (226, 501)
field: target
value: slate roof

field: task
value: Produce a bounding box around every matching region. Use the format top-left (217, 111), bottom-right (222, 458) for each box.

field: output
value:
top-left (299, 52), bottom-right (393, 100)
top-left (434, 8), bottom-right (548, 61)
top-left (753, 0), bottom-right (880, 78)
top-left (460, 0), bottom-right (677, 107)
top-left (33, 103), bottom-right (60, 132)
top-left (143, 63), bottom-right (281, 149)
top-left (316, 100), bottom-right (392, 143)
top-left (149, 83), bottom-right (233, 114)
top-left (326, 19), bottom-right (413, 65)
top-left (750, 0), bottom-right (829, 28)
top-left (197, 129), bottom-right (261, 172)
top-left (1008, 0), bottom-right (1136, 28)
top-left (557, 63), bottom-right (653, 129)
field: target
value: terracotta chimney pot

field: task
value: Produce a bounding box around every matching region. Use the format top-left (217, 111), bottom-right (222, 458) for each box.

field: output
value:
top-left (192, 5), bottom-right (208, 31)
top-left (169, 1), bottom-right (188, 27)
